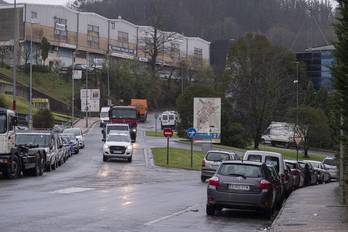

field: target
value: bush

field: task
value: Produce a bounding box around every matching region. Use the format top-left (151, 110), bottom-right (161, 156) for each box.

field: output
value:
top-left (33, 108), bottom-right (54, 129)
top-left (0, 95), bottom-right (10, 109)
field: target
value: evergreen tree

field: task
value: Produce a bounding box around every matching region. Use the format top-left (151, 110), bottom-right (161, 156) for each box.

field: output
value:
top-left (40, 37), bottom-right (50, 66)
top-left (33, 108), bottom-right (54, 129)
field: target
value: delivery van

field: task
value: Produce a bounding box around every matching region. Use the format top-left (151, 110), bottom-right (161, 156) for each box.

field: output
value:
top-left (100, 106), bottom-right (110, 127)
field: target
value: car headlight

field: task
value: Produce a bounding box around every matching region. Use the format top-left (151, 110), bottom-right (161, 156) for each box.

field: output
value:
top-left (104, 144), bottom-right (110, 149)
top-left (126, 145), bottom-right (132, 150)
top-left (132, 128), bottom-right (137, 133)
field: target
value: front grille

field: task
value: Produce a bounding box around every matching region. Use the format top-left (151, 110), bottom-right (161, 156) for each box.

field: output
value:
top-left (109, 146), bottom-right (126, 153)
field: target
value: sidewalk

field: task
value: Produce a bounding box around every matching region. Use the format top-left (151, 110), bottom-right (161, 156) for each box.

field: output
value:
top-left (73, 117), bottom-right (99, 134)
top-left (271, 181), bottom-right (348, 232)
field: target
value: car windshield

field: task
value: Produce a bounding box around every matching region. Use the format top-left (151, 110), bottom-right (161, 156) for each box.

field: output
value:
top-left (107, 134), bottom-right (130, 142)
top-left (309, 162), bottom-right (320, 168)
top-left (206, 152), bottom-right (230, 161)
top-left (61, 136), bottom-right (70, 144)
top-left (219, 164), bottom-right (262, 177)
top-left (323, 158), bottom-right (336, 166)
top-left (286, 162), bottom-right (297, 169)
top-left (110, 108), bottom-right (137, 119)
top-left (100, 112), bottom-right (109, 117)
top-left (16, 134), bottom-right (51, 147)
top-left (63, 129), bottom-right (81, 136)
top-left (0, 113), bottom-right (6, 133)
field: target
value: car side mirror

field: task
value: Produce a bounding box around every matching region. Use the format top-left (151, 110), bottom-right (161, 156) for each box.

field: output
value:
top-left (102, 139), bottom-right (105, 142)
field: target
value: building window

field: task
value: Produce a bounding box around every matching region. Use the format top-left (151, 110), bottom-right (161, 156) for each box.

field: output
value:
top-left (31, 11), bottom-right (37, 19)
top-left (88, 24), bottom-right (93, 31)
top-left (111, 22), bottom-right (115, 29)
top-left (54, 17), bottom-right (68, 37)
top-left (93, 26), bottom-right (99, 33)
top-left (170, 42), bottom-right (180, 51)
top-left (87, 35), bottom-right (93, 41)
top-left (118, 31), bottom-right (129, 48)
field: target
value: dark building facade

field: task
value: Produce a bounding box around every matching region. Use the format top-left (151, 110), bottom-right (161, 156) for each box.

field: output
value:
top-left (296, 45), bottom-right (336, 91)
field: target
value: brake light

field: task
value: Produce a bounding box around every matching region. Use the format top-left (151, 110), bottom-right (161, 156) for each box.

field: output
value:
top-left (291, 170), bottom-right (299, 176)
top-left (259, 180), bottom-right (272, 189)
top-left (208, 176), bottom-right (220, 186)
top-left (202, 160), bottom-right (206, 167)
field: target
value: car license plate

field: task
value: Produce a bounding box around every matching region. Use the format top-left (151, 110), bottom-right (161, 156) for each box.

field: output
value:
top-left (111, 151), bottom-right (122, 154)
top-left (229, 184), bottom-right (250, 190)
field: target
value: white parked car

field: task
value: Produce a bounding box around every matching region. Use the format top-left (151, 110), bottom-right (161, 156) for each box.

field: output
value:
top-left (63, 128), bottom-right (85, 149)
top-left (103, 132), bottom-right (133, 162)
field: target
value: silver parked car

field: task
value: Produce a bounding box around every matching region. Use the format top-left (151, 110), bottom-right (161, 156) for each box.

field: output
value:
top-left (201, 150), bottom-right (240, 182)
top-left (322, 157), bottom-right (337, 180)
top-left (206, 160), bottom-right (277, 219)
top-left (285, 159), bottom-right (305, 189)
top-left (304, 160), bottom-right (331, 184)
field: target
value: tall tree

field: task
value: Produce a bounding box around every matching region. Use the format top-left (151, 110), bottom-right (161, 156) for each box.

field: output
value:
top-left (223, 33), bottom-right (297, 149)
top-left (40, 37), bottom-right (50, 66)
top-left (330, 0), bottom-right (348, 201)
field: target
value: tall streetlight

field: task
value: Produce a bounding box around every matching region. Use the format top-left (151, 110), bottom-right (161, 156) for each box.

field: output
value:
top-left (85, 52), bottom-right (89, 128)
top-left (29, 22), bottom-right (38, 130)
top-left (71, 51), bottom-right (76, 128)
top-left (13, 0), bottom-right (17, 111)
top-left (294, 61), bottom-right (299, 161)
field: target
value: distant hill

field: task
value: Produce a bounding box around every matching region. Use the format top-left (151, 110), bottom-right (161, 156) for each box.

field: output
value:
top-left (0, 0), bottom-right (8, 4)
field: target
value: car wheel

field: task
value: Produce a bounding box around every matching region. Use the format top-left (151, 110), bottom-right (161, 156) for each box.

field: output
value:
top-left (201, 175), bottom-right (207, 182)
top-left (127, 156), bottom-right (132, 162)
top-left (75, 148), bottom-right (79, 154)
top-left (206, 204), bottom-right (216, 216)
top-left (4, 155), bottom-right (20, 179)
top-left (39, 154), bottom-right (45, 176)
top-left (46, 162), bottom-right (52, 172)
top-left (319, 176), bottom-right (323, 184)
top-left (103, 155), bottom-right (107, 162)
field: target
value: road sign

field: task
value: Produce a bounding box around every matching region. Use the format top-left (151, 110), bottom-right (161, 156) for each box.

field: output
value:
top-left (293, 137), bottom-right (303, 146)
top-left (163, 128), bottom-right (173, 138)
top-left (187, 128), bottom-right (197, 138)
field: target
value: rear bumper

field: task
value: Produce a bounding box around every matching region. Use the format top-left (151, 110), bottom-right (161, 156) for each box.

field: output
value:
top-left (207, 186), bottom-right (274, 210)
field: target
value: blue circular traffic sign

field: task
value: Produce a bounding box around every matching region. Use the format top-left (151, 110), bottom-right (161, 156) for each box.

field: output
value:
top-left (187, 128), bottom-right (197, 138)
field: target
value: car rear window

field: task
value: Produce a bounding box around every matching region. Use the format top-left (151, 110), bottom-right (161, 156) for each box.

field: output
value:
top-left (246, 154), bottom-right (262, 162)
top-left (323, 158), bottom-right (336, 166)
top-left (219, 164), bottom-right (262, 177)
top-left (206, 152), bottom-right (230, 161)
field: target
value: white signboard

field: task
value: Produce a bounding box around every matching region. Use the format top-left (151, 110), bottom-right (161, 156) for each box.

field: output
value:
top-left (193, 98), bottom-right (221, 143)
top-left (80, 88), bottom-right (100, 112)
top-left (72, 70), bottom-right (82, 79)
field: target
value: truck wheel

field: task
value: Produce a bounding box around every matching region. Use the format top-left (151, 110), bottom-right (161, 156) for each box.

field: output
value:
top-left (127, 156), bottom-right (132, 162)
top-left (31, 154), bottom-right (40, 176)
top-left (46, 162), bottom-right (52, 172)
top-left (39, 153), bottom-right (45, 176)
top-left (103, 155), bottom-right (107, 162)
top-left (4, 155), bottom-right (20, 179)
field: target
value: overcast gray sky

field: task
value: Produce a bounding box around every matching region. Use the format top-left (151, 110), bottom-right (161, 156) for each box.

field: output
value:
top-left (5, 0), bottom-right (339, 8)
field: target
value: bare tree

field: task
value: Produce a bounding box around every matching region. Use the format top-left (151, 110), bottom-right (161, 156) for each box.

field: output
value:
top-left (138, 0), bottom-right (175, 75)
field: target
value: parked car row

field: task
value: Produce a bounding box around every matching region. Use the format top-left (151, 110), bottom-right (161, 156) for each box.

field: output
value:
top-left (203, 150), bottom-right (337, 218)
top-left (15, 128), bottom-right (84, 173)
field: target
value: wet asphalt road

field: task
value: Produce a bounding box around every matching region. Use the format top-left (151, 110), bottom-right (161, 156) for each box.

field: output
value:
top-left (0, 114), bottom-right (278, 232)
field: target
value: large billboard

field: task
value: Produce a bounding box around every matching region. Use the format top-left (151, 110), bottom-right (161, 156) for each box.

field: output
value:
top-left (193, 98), bottom-right (221, 143)
top-left (80, 88), bottom-right (100, 112)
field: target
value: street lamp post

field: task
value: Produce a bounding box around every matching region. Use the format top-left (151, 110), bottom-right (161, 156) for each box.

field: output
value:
top-left (85, 52), bottom-right (89, 128)
top-left (294, 61), bottom-right (299, 161)
top-left (71, 52), bottom-right (76, 128)
top-left (29, 22), bottom-right (38, 130)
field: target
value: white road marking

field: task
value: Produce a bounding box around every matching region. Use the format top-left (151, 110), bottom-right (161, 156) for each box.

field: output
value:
top-left (50, 187), bottom-right (94, 194)
top-left (145, 204), bottom-right (199, 225)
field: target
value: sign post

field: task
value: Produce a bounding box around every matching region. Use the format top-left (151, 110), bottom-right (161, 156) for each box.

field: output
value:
top-left (293, 137), bottom-right (303, 162)
top-left (187, 128), bottom-right (197, 167)
top-left (163, 128), bottom-right (173, 165)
